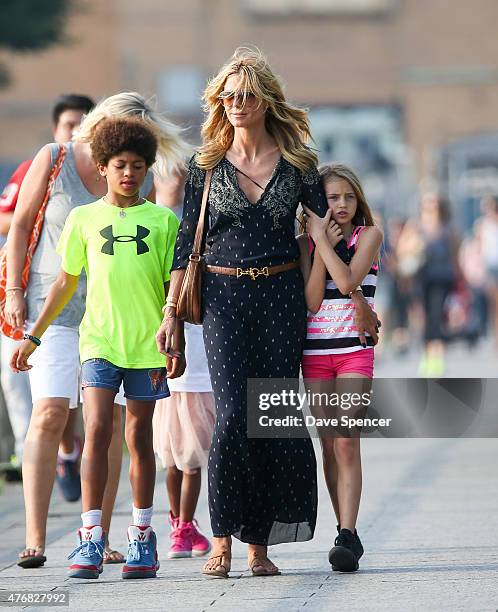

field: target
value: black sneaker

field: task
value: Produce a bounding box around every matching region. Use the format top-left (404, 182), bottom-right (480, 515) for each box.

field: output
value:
top-left (56, 456), bottom-right (81, 502)
top-left (329, 528), bottom-right (364, 572)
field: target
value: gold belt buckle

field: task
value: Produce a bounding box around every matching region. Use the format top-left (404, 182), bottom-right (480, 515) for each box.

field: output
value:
top-left (236, 266), bottom-right (269, 280)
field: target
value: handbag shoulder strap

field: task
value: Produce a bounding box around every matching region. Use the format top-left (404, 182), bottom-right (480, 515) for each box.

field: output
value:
top-left (191, 168), bottom-right (213, 259)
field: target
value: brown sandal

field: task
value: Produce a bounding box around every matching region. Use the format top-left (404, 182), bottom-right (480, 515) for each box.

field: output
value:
top-left (17, 546), bottom-right (46, 569)
top-left (249, 555), bottom-right (281, 577)
top-left (202, 552), bottom-right (231, 578)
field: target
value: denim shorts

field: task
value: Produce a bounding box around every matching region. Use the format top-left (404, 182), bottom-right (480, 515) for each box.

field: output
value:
top-left (81, 358), bottom-right (169, 402)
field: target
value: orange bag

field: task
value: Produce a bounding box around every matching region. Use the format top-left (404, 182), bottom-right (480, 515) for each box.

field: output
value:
top-left (0, 145), bottom-right (66, 339)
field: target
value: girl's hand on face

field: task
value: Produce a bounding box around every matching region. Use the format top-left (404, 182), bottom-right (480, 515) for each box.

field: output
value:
top-left (326, 220), bottom-right (344, 247)
top-left (303, 206), bottom-right (333, 242)
top-left (10, 339), bottom-right (36, 372)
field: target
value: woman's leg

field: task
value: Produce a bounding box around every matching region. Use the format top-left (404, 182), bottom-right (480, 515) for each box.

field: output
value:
top-left (20, 398), bottom-right (69, 559)
top-left (124, 400), bottom-right (156, 510)
top-left (167, 466), bottom-right (183, 518)
top-left (80, 388), bottom-right (115, 511)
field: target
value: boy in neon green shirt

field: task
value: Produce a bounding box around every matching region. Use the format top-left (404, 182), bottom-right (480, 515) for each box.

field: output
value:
top-left (12, 117), bottom-right (185, 580)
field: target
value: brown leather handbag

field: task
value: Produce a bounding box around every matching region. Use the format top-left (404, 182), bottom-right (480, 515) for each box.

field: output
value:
top-left (176, 169), bottom-right (212, 324)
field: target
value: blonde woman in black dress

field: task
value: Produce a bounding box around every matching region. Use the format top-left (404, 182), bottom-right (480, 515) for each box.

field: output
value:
top-left (157, 47), bottom-right (377, 578)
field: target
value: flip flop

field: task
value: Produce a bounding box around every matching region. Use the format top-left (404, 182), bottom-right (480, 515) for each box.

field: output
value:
top-left (249, 555), bottom-right (281, 577)
top-left (17, 547), bottom-right (46, 569)
top-left (202, 553), bottom-right (231, 579)
top-left (103, 549), bottom-right (125, 564)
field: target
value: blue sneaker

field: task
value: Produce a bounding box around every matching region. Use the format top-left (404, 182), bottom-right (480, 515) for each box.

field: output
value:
top-left (122, 526), bottom-right (159, 579)
top-left (56, 438), bottom-right (82, 502)
top-left (67, 526), bottom-right (105, 579)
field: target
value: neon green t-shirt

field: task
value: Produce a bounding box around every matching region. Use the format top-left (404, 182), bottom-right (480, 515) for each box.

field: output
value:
top-left (56, 199), bottom-right (179, 368)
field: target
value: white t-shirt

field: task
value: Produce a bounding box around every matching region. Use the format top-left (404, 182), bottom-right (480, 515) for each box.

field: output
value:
top-left (167, 323), bottom-right (212, 392)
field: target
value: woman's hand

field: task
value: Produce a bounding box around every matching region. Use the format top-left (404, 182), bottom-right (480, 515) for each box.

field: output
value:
top-left (156, 309), bottom-right (177, 356)
top-left (166, 350), bottom-right (186, 379)
top-left (326, 220), bottom-right (344, 248)
top-left (4, 292), bottom-right (26, 330)
top-left (303, 206), bottom-right (333, 243)
top-left (10, 338), bottom-right (36, 372)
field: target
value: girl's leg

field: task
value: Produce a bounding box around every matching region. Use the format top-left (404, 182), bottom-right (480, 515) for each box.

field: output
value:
top-left (124, 400), bottom-right (156, 510)
top-left (179, 469), bottom-right (201, 523)
top-left (333, 374), bottom-right (369, 532)
top-left (167, 466), bottom-right (183, 519)
top-left (80, 388), bottom-right (115, 511)
top-left (20, 398), bottom-right (69, 559)
top-left (321, 437), bottom-right (340, 525)
top-left (304, 377), bottom-right (340, 524)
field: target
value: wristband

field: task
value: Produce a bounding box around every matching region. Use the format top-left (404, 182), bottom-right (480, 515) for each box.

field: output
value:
top-left (6, 287), bottom-right (23, 293)
top-left (24, 333), bottom-right (41, 346)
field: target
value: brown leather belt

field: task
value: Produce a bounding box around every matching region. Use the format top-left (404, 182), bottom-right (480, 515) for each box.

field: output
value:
top-left (205, 261), bottom-right (299, 281)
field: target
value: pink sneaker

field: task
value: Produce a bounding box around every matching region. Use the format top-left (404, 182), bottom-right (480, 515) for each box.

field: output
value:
top-left (191, 519), bottom-right (212, 557)
top-left (168, 511), bottom-right (179, 531)
top-left (168, 521), bottom-right (193, 559)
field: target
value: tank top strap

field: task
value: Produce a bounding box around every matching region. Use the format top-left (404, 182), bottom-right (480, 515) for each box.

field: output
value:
top-left (47, 142), bottom-right (64, 166)
top-left (347, 225), bottom-right (365, 249)
top-left (307, 234), bottom-right (315, 256)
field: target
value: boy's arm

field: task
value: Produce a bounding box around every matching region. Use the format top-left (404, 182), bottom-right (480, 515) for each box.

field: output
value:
top-left (11, 269), bottom-right (79, 372)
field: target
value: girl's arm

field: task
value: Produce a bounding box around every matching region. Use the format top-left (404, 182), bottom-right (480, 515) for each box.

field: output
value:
top-left (305, 206), bottom-right (383, 295)
top-left (5, 145), bottom-right (53, 329)
top-left (10, 269), bottom-right (79, 372)
top-left (297, 234), bottom-right (328, 313)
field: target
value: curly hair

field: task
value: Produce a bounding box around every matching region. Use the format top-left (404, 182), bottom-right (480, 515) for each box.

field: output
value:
top-left (90, 117), bottom-right (157, 167)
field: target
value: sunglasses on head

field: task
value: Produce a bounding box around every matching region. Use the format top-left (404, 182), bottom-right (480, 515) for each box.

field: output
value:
top-left (217, 90), bottom-right (257, 106)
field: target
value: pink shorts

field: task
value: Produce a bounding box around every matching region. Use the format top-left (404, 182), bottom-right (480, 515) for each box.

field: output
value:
top-left (302, 349), bottom-right (374, 380)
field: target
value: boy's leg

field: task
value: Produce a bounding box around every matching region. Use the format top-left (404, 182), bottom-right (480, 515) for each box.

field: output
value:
top-left (122, 398), bottom-right (159, 579)
top-left (80, 388), bottom-right (116, 511)
top-left (125, 399), bottom-right (156, 510)
top-left (67, 386), bottom-right (115, 580)
top-left (100, 404), bottom-right (124, 562)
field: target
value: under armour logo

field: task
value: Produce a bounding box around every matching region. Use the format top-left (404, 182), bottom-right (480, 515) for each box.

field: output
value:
top-left (84, 532), bottom-right (92, 540)
top-left (100, 225), bottom-right (150, 256)
top-left (137, 532), bottom-right (147, 541)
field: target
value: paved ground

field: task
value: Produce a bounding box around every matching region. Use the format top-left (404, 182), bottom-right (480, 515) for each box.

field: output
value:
top-left (1, 341), bottom-right (497, 611)
top-left (1, 436), bottom-right (497, 611)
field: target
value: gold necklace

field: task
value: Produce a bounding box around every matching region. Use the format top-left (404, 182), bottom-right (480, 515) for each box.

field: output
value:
top-left (103, 195), bottom-right (144, 218)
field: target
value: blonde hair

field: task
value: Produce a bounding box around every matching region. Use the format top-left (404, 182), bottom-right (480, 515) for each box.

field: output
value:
top-left (197, 46), bottom-right (317, 172)
top-left (75, 92), bottom-right (191, 178)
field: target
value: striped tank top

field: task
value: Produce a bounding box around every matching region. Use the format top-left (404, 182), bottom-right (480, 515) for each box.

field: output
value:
top-left (303, 226), bottom-right (378, 355)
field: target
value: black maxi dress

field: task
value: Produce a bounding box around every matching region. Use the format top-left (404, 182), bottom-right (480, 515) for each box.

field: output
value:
top-left (172, 155), bottom-right (328, 545)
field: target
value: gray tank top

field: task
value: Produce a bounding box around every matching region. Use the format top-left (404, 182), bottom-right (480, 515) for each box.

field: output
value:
top-left (27, 142), bottom-right (154, 328)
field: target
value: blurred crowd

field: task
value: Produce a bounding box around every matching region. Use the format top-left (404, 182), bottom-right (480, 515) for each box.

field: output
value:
top-left (379, 193), bottom-right (498, 376)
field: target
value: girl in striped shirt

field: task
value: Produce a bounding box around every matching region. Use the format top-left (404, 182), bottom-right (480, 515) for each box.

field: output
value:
top-left (298, 163), bottom-right (383, 573)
